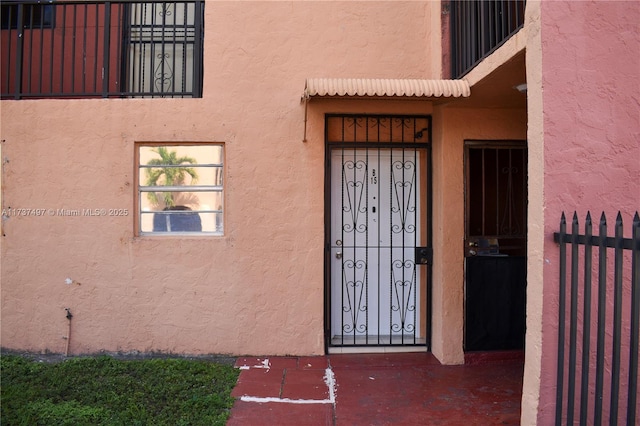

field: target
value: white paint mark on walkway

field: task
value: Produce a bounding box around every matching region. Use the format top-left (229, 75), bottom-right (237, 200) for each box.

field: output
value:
top-left (324, 367), bottom-right (337, 403)
top-left (239, 396), bottom-right (333, 404)
top-left (239, 367), bottom-right (337, 405)
top-left (237, 358), bottom-right (271, 372)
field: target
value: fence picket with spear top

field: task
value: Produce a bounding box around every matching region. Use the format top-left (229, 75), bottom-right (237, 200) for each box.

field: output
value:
top-left (554, 211), bottom-right (639, 426)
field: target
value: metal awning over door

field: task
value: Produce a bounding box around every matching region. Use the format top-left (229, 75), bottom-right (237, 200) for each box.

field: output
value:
top-left (303, 78), bottom-right (471, 99)
top-left (301, 78), bottom-right (470, 141)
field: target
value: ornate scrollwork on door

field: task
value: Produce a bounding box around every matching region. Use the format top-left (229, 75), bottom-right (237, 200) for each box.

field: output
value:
top-left (391, 160), bottom-right (416, 234)
top-left (341, 259), bottom-right (368, 334)
top-left (391, 259), bottom-right (417, 333)
top-left (342, 160), bottom-right (368, 234)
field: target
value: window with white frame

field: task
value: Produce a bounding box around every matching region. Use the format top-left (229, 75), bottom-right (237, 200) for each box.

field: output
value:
top-left (137, 144), bottom-right (223, 235)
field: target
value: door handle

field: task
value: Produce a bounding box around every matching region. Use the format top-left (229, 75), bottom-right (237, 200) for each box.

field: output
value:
top-left (469, 249), bottom-right (477, 256)
top-left (336, 252), bottom-right (342, 259)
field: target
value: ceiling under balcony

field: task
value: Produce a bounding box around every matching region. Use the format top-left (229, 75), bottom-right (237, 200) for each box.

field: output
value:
top-left (454, 51), bottom-right (527, 109)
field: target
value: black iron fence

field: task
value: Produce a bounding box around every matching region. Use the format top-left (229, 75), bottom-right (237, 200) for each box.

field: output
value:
top-left (1, 1), bottom-right (204, 99)
top-left (450, 0), bottom-right (526, 78)
top-left (554, 211), bottom-right (639, 425)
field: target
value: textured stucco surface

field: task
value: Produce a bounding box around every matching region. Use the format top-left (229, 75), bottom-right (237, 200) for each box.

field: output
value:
top-left (1, 1), bottom-right (442, 356)
top-left (431, 106), bottom-right (527, 365)
top-left (6, 1), bottom-right (634, 422)
top-left (536, 1), bottom-right (640, 425)
top-left (521, 1), bottom-right (544, 425)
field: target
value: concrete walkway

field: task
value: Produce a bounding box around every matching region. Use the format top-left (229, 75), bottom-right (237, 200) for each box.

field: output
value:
top-left (227, 352), bottom-right (524, 426)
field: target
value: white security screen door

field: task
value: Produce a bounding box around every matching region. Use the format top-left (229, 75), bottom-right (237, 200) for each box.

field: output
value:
top-left (326, 115), bottom-right (431, 349)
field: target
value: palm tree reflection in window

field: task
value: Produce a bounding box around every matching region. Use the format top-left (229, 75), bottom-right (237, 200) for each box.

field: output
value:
top-left (145, 147), bottom-right (202, 232)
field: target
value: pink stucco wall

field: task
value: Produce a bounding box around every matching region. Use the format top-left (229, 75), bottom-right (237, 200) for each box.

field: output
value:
top-left (0, 2), bottom-right (441, 356)
top-left (538, 1), bottom-right (640, 424)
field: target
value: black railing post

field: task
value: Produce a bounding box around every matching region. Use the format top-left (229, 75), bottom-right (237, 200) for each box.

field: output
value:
top-left (594, 212), bottom-right (607, 426)
top-left (13, 3), bottom-right (25, 99)
top-left (609, 212), bottom-right (624, 424)
top-left (628, 212), bottom-right (640, 425)
top-left (59, 2), bottom-right (67, 94)
top-left (555, 212), bottom-right (567, 426)
top-left (567, 212), bottom-right (579, 425)
top-left (48, 2), bottom-right (56, 92)
top-left (579, 212), bottom-right (592, 425)
top-left (70, 4), bottom-right (78, 93)
top-left (102, 2), bottom-right (111, 97)
top-left (193, 0), bottom-right (204, 98)
top-left (118, 2), bottom-right (131, 96)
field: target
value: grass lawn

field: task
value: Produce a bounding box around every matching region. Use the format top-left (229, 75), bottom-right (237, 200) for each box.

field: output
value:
top-left (1, 354), bottom-right (240, 426)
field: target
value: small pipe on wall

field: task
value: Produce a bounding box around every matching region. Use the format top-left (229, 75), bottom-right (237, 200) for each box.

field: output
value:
top-left (301, 93), bottom-right (310, 142)
top-left (64, 308), bottom-right (73, 357)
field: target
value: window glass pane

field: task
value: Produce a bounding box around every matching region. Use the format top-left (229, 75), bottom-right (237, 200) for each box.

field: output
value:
top-left (140, 166), bottom-right (222, 187)
top-left (139, 145), bottom-right (222, 168)
top-left (140, 191), bottom-right (222, 213)
top-left (140, 211), bottom-right (222, 233)
top-left (138, 144), bottom-right (223, 235)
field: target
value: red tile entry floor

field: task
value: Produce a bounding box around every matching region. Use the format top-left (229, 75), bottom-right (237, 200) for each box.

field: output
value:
top-left (228, 352), bottom-right (524, 426)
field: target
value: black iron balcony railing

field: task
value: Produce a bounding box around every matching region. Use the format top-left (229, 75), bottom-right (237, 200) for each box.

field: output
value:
top-left (450, 0), bottom-right (526, 78)
top-left (1, 1), bottom-right (204, 99)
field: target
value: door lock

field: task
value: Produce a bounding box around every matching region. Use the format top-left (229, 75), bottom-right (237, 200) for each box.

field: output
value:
top-left (415, 247), bottom-right (432, 265)
top-left (336, 252), bottom-right (342, 259)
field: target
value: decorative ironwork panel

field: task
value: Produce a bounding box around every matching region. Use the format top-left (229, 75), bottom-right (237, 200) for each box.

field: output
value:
top-left (127, 2), bottom-right (199, 97)
top-left (327, 115), bottom-right (431, 348)
top-left (1, 1), bottom-right (204, 99)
